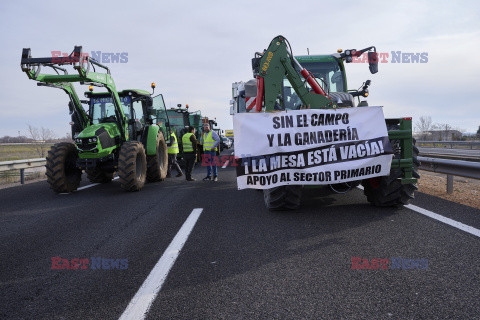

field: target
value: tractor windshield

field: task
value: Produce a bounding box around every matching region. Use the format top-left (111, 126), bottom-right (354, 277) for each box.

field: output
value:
top-left (152, 94), bottom-right (168, 125)
top-left (167, 113), bottom-right (185, 127)
top-left (189, 113), bottom-right (201, 129)
top-left (300, 61), bottom-right (345, 93)
top-left (283, 60), bottom-right (345, 110)
top-left (90, 96), bottom-right (131, 124)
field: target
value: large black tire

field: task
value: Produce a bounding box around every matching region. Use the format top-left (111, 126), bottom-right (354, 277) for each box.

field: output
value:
top-left (263, 185), bottom-right (302, 210)
top-left (86, 167), bottom-right (114, 183)
top-left (45, 142), bottom-right (82, 193)
top-left (118, 141), bottom-right (147, 191)
top-left (362, 128), bottom-right (420, 206)
top-left (146, 132), bottom-right (168, 182)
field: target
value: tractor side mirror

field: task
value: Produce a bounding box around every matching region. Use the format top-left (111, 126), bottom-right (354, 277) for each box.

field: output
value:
top-left (368, 52), bottom-right (378, 74)
top-left (68, 101), bottom-right (75, 115)
top-left (145, 98), bottom-right (155, 116)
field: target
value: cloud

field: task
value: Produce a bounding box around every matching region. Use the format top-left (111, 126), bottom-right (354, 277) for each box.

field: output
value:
top-left (1, 0), bottom-right (479, 138)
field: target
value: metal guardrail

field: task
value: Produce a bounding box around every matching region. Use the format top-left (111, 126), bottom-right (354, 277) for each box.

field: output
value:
top-left (0, 158), bottom-right (46, 184)
top-left (1, 156), bottom-right (478, 192)
top-left (418, 156), bottom-right (480, 194)
top-left (417, 141), bottom-right (480, 149)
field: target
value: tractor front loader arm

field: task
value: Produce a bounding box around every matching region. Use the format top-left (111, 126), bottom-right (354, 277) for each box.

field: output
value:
top-left (252, 35), bottom-right (333, 112)
top-left (20, 46), bottom-right (127, 141)
top-left (36, 81), bottom-right (90, 132)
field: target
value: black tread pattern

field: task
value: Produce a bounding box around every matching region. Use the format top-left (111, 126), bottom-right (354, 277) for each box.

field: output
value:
top-left (362, 126), bottom-right (419, 206)
top-left (264, 186), bottom-right (302, 210)
top-left (45, 142), bottom-right (82, 193)
top-left (146, 132), bottom-right (168, 182)
top-left (86, 167), bottom-right (114, 183)
top-left (118, 141), bottom-right (147, 192)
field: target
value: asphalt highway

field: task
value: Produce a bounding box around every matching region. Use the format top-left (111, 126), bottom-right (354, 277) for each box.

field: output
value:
top-left (1, 148), bottom-right (479, 320)
top-left (418, 147), bottom-right (480, 161)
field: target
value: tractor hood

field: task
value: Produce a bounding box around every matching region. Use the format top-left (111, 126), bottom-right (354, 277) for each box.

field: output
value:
top-left (75, 123), bottom-right (120, 157)
top-left (77, 123), bottom-right (120, 139)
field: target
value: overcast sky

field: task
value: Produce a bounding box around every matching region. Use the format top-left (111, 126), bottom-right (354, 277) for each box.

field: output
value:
top-left (0, 0), bottom-right (479, 138)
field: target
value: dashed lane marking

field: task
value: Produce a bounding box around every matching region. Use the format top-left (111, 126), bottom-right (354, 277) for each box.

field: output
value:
top-left (118, 208), bottom-right (204, 320)
top-left (76, 176), bottom-right (119, 191)
top-left (357, 185), bottom-right (480, 238)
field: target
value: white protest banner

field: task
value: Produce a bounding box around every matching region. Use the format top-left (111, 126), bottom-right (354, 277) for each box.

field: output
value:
top-left (233, 106), bottom-right (393, 189)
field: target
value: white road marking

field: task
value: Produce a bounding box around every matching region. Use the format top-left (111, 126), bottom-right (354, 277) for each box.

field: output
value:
top-left (357, 185), bottom-right (480, 238)
top-left (405, 204), bottom-right (480, 238)
top-left (76, 183), bottom-right (100, 191)
top-left (118, 208), bottom-right (203, 320)
top-left (76, 176), bottom-right (119, 191)
top-left (222, 160), bottom-right (230, 169)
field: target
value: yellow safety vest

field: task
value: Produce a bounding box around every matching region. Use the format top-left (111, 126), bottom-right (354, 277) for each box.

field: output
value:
top-left (182, 132), bottom-right (194, 152)
top-left (203, 131), bottom-right (217, 151)
top-left (168, 132), bottom-right (179, 154)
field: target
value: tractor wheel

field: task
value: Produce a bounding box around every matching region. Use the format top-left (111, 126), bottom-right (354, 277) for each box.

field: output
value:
top-left (86, 167), bottom-right (114, 183)
top-left (45, 142), bottom-right (82, 193)
top-left (362, 127), bottom-right (420, 206)
top-left (146, 132), bottom-right (168, 182)
top-left (263, 185), bottom-right (302, 210)
top-left (118, 141), bottom-right (147, 191)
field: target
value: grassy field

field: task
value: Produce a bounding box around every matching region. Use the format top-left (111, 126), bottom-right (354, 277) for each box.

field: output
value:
top-left (0, 170), bottom-right (44, 185)
top-left (0, 144), bottom-right (53, 161)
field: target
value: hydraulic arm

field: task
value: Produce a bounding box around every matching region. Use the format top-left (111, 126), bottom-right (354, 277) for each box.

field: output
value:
top-left (251, 35), bottom-right (378, 112)
top-left (20, 46), bottom-right (127, 140)
top-left (251, 35), bottom-right (333, 112)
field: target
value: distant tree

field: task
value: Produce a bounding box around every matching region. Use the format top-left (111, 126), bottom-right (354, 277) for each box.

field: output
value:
top-left (58, 132), bottom-right (74, 143)
top-left (432, 123), bottom-right (453, 141)
top-left (0, 135), bottom-right (33, 143)
top-left (414, 116), bottom-right (432, 140)
top-left (477, 125), bottom-right (480, 138)
top-left (27, 125), bottom-right (56, 157)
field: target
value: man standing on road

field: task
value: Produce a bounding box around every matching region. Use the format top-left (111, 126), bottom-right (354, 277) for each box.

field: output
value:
top-left (200, 123), bottom-right (220, 181)
top-left (167, 129), bottom-right (183, 178)
top-left (182, 126), bottom-right (198, 181)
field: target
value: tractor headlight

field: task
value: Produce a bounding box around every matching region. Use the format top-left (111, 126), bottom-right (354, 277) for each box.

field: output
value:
top-left (75, 138), bottom-right (82, 143)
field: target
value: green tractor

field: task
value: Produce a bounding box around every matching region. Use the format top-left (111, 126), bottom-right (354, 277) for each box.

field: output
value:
top-left (233, 35), bottom-right (419, 210)
top-left (21, 46), bottom-right (171, 193)
top-left (166, 104), bottom-right (203, 161)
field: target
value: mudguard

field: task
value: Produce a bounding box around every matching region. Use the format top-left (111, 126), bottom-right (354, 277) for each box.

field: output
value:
top-left (144, 125), bottom-right (160, 156)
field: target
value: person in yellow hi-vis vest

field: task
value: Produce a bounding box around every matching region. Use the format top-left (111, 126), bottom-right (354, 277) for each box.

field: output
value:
top-left (200, 123), bottom-right (220, 181)
top-left (167, 129), bottom-right (183, 178)
top-left (182, 126), bottom-right (198, 181)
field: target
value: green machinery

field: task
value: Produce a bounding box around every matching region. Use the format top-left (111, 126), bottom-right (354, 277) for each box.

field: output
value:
top-left (166, 104), bottom-right (203, 160)
top-left (244, 35), bottom-right (419, 209)
top-left (21, 46), bottom-right (171, 193)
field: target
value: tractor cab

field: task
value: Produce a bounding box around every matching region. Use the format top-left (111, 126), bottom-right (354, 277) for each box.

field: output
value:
top-left (282, 55), bottom-right (373, 109)
top-left (282, 55), bottom-right (347, 109)
top-left (76, 90), bottom-right (171, 159)
top-left (85, 89), bottom-right (162, 139)
top-left (166, 104), bottom-right (190, 138)
top-left (165, 104), bottom-right (204, 158)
